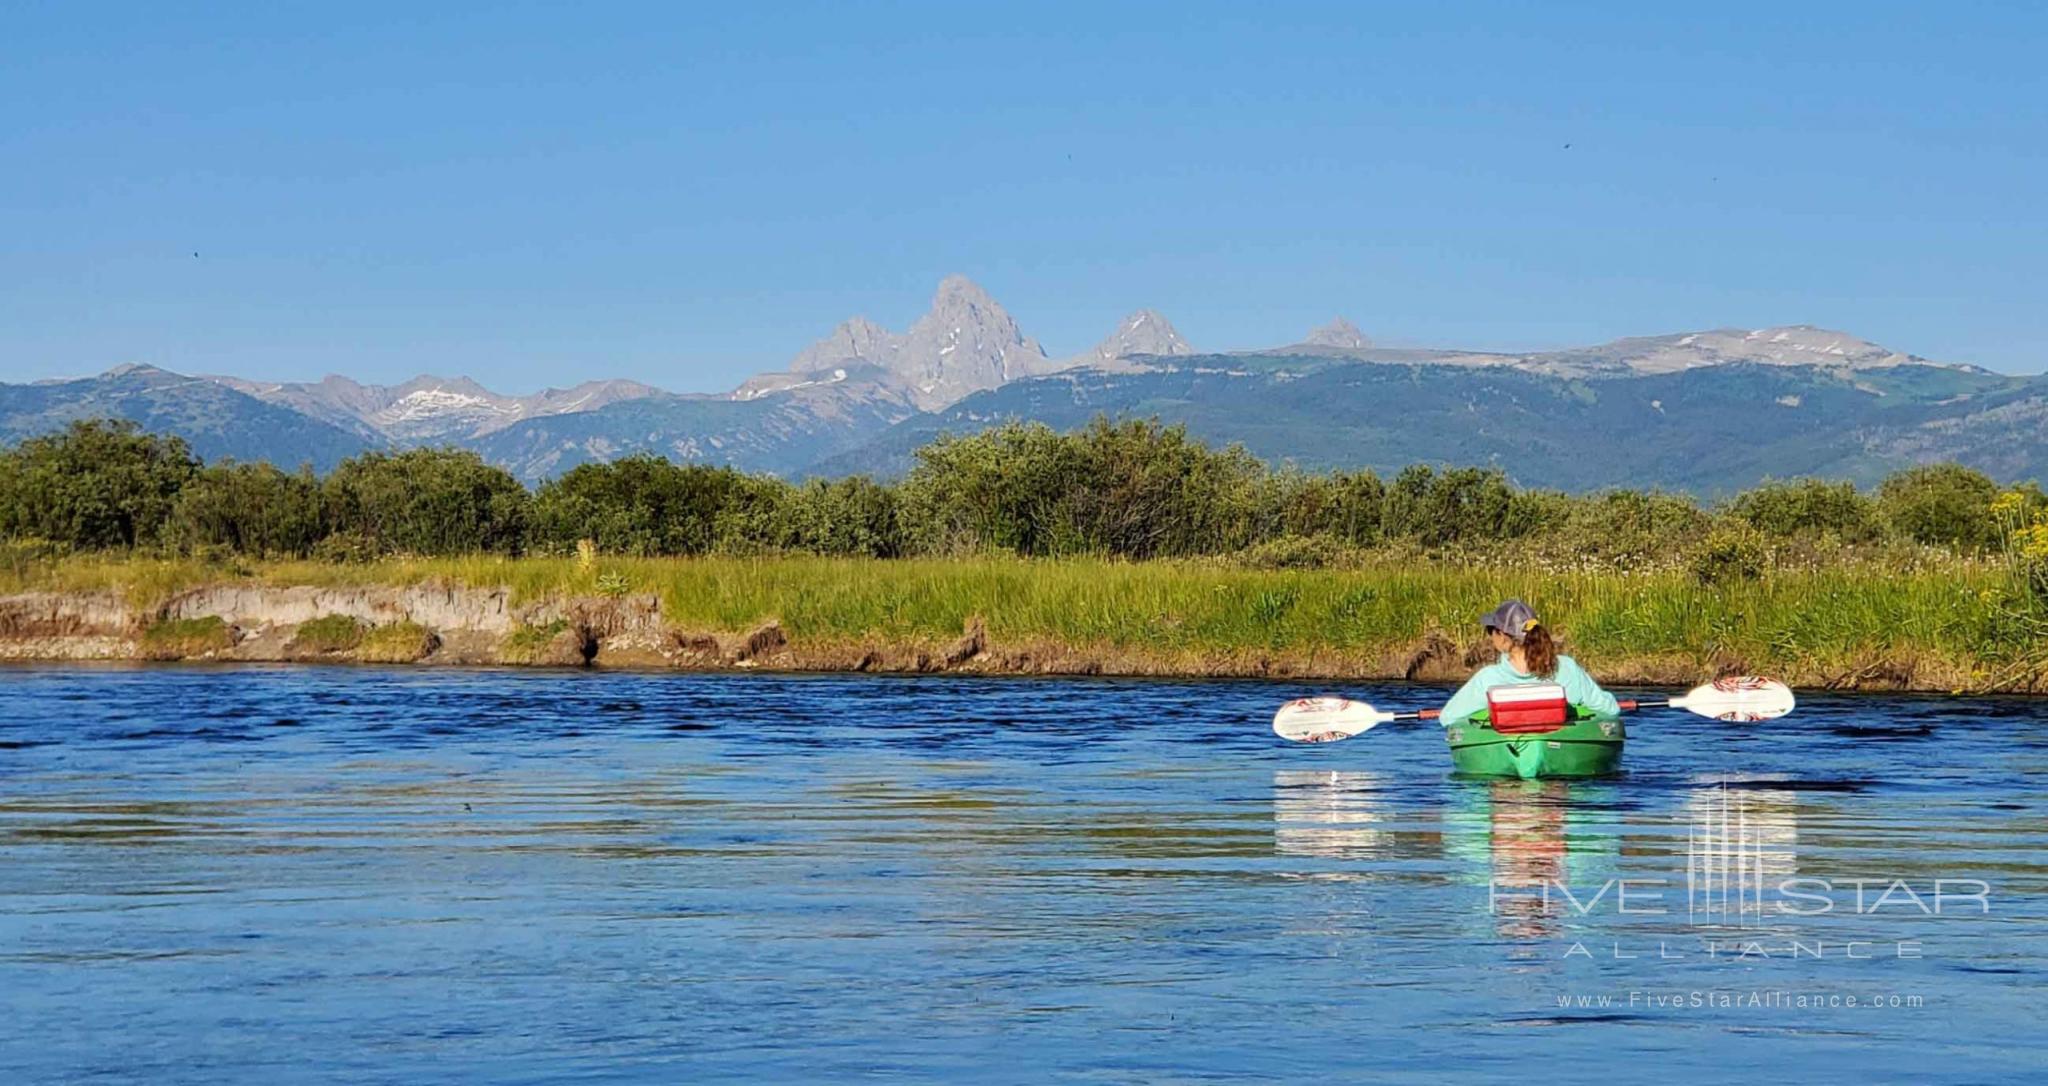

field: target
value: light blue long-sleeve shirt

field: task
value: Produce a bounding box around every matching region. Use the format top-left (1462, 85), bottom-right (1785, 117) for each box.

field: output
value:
top-left (1439, 653), bottom-right (1619, 726)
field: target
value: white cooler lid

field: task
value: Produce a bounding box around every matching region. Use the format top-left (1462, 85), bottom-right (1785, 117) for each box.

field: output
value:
top-left (1486, 682), bottom-right (1567, 704)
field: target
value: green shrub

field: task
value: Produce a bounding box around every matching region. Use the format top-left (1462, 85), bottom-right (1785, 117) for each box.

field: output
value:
top-left (898, 419), bottom-right (1264, 558)
top-left (140, 616), bottom-right (234, 659)
top-left (357, 621), bottom-right (437, 663)
top-left (1877, 463), bottom-right (1999, 551)
top-left (322, 448), bottom-right (529, 557)
top-left (309, 530), bottom-right (383, 564)
top-left (8, 416), bottom-right (2043, 574)
top-left (169, 462), bottom-right (323, 558)
top-left (1382, 465), bottom-right (1526, 547)
top-left (289, 614), bottom-right (366, 654)
top-left (1731, 479), bottom-right (1880, 542)
top-left (531, 456), bottom-right (769, 557)
top-left (0, 420), bottom-right (198, 550)
top-left (1537, 489), bottom-right (1711, 570)
top-left (755, 476), bottom-right (904, 557)
top-left (1258, 469), bottom-right (1386, 545)
top-left (500, 618), bottom-right (571, 664)
top-left (1690, 522), bottom-right (1768, 586)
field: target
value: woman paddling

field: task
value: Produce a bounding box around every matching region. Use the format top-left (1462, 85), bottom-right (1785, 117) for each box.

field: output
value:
top-left (1439, 599), bottom-right (1618, 725)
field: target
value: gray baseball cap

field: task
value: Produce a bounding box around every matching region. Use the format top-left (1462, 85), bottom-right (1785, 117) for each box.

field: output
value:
top-left (1480, 599), bottom-right (1540, 641)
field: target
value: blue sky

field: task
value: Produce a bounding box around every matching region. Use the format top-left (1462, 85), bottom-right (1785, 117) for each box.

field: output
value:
top-left (3, 1), bottom-right (2044, 391)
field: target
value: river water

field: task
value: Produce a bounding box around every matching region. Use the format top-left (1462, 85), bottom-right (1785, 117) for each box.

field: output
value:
top-left (1, 666), bottom-right (2043, 1083)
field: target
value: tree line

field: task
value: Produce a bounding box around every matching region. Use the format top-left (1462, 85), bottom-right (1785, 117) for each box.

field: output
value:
top-left (0, 418), bottom-right (2035, 570)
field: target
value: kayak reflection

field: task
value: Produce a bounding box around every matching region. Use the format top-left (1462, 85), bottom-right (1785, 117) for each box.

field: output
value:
top-left (1445, 780), bottom-right (1623, 943)
top-left (1487, 781), bottom-right (1570, 939)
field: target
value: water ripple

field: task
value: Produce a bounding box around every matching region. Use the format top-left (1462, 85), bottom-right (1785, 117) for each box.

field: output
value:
top-left (0, 666), bottom-right (2043, 1082)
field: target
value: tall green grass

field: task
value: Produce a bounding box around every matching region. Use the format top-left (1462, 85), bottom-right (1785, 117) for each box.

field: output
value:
top-left (287, 614), bottom-right (366, 653)
top-left (139, 616), bottom-right (233, 659)
top-left (2, 552), bottom-right (2014, 682)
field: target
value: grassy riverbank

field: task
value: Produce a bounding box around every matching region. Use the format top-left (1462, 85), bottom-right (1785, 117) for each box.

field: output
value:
top-left (4, 553), bottom-right (2041, 690)
top-left (8, 419), bottom-right (2046, 686)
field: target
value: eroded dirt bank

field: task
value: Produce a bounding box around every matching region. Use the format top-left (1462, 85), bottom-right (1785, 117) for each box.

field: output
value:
top-left (0, 583), bottom-right (1994, 693)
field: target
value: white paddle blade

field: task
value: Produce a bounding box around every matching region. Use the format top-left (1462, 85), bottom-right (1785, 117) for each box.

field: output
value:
top-left (1674, 677), bottom-right (1796, 722)
top-left (1273, 697), bottom-right (1389, 743)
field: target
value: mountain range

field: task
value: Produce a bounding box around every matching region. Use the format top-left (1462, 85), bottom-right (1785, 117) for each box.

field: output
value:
top-left (4, 276), bottom-right (2041, 492)
top-left (207, 373), bottom-right (662, 444)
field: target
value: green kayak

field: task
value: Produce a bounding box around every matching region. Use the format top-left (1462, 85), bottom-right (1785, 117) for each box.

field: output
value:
top-left (1445, 710), bottom-right (1626, 779)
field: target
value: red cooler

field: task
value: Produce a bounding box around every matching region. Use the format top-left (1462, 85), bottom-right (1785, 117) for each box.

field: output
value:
top-left (1486, 683), bottom-right (1570, 734)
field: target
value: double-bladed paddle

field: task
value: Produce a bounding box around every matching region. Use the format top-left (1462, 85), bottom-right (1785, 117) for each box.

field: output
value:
top-left (1271, 676), bottom-right (1796, 743)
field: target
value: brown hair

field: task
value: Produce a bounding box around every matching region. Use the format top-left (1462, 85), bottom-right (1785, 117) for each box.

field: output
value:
top-left (1519, 621), bottom-right (1559, 679)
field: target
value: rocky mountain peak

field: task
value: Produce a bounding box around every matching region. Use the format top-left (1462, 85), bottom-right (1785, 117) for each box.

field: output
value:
top-left (104, 362), bottom-right (169, 378)
top-left (1554, 325), bottom-right (1949, 377)
top-left (1304, 318), bottom-right (1370, 350)
top-left (202, 370), bottom-right (663, 443)
top-left (99, 363), bottom-right (197, 389)
top-left (932, 273), bottom-right (993, 306)
top-left (371, 379), bottom-right (507, 432)
top-left (893, 277), bottom-right (1050, 410)
top-left (1511, 323), bottom-right (1992, 379)
top-left (787, 316), bottom-right (903, 376)
top-left (736, 276), bottom-right (1048, 410)
top-left (393, 374), bottom-right (493, 397)
top-left (1106, 310), bottom-right (1193, 356)
top-left (915, 276), bottom-right (1027, 346)
top-left (1070, 310), bottom-right (1195, 371)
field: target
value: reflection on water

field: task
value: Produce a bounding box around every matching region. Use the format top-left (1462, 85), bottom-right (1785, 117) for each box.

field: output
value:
top-left (1433, 781), bottom-right (1627, 943)
top-left (1, 668), bottom-right (2045, 1082)
top-left (1271, 769), bottom-right (1393, 862)
top-left (1483, 781), bottom-right (1573, 940)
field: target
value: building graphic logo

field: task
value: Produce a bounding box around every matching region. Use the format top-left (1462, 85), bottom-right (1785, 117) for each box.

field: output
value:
top-left (1688, 782), bottom-right (1776, 928)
